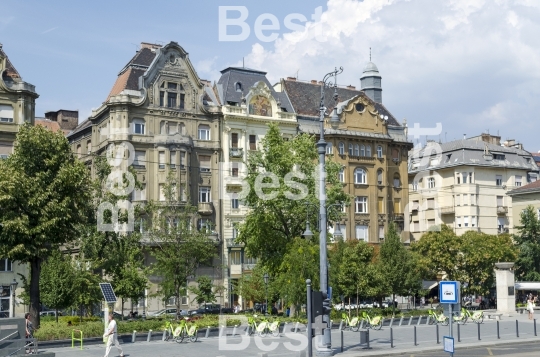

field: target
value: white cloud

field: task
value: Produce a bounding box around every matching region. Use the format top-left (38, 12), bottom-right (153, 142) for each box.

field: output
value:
top-left (240, 0), bottom-right (540, 149)
top-left (195, 56), bottom-right (220, 81)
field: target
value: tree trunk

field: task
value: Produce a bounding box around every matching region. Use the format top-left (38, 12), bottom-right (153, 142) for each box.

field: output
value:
top-left (289, 304), bottom-right (296, 317)
top-left (392, 293), bottom-right (395, 317)
top-left (55, 308), bottom-right (58, 324)
top-left (29, 257), bottom-right (41, 328)
top-left (348, 296), bottom-right (351, 318)
top-left (121, 298), bottom-right (124, 321)
top-left (356, 289), bottom-right (359, 317)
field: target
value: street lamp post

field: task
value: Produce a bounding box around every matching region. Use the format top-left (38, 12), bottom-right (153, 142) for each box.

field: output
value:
top-left (263, 273), bottom-right (269, 316)
top-left (10, 278), bottom-right (18, 318)
top-left (316, 67), bottom-right (343, 357)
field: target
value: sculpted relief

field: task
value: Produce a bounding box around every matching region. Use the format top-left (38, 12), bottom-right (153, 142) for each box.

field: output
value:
top-left (248, 95), bottom-right (272, 117)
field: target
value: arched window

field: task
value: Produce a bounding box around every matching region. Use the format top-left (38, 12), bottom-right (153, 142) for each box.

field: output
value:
top-left (348, 143), bottom-right (354, 156)
top-left (235, 82), bottom-right (242, 92)
top-left (393, 173), bottom-right (401, 188)
top-left (326, 142), bottom-right (333, 154)
top-left (339, 167), bottom-right (345, 183)
top-left (366, 145), bottom-right (372, 157)
top-left (360, 145), bottom-right (366, 157)
top-left (338, 142), bottom-right (345, 155)
top-left (377, 169), bottom-right (383, 185)
top-left (377, 145), bottom-right (383, 158)
top-left (354, 144), bottom-right (360, 157)
top-left (354, 168), bottom-right (367, 184)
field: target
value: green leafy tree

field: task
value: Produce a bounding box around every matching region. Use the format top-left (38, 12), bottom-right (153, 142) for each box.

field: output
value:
top-left (72, 262), bottom-right (102, 321)
top-left (148, 170), bottom-right (216, 314)
top-left (237, 123), bottom-right (349, 273)
top-left (514, 205), bottom-right (540, 281)
top-left (189, 276), bottom-right (216, 305)
top-left (39, 250), bottom-right (77, 323)
top-left (238, 268), bottom-right (267, 305)
top-left (0, 124), bottom-right (92, 326)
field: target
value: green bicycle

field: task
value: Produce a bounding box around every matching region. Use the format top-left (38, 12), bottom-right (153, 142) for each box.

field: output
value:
top-left (464, 309), bottom-right (484, 324)
top-left (453, 308), bottom-right (469, 325)
top-left (361, 311), bottom-right (382, 330)
top-left (173, 318), bottom-right (199, 343)
top-left (428, 309), bottom-right (449, 326)
top-left (341, 313), bottom-right (361, 332)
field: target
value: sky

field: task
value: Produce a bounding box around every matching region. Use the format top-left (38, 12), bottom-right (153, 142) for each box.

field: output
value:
top-left (1, 0), bottom-right (539, 151)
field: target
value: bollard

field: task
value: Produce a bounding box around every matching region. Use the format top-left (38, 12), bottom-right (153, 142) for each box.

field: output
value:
top-left (478, 323), bottom-right (481, 340)
top-left (436, 324), bottom-right (440, 344)
top-left (132, 330), bottom-right (137, 343)
top-left (339, 320), bottom-right (344, 331)
top-left (417, 316), bottom-right (422, 326)
top-left (232, 325), bottom-right (237, 336)
top-left (414, 326), bottom-right (417, 346)
top-left (390, 317), bottom-right (394, 328)
top-left (497, 321), bottom-right (500, 339)
top-left (281, 322), bottom-right (287, 334)
top-left (426, 316), bottom-right (431, 325)
top-left (330, 320), bottom-right (333, 330)
top-left (219, 325), bottom-right (225, 338)
top-left (399, 316), bottom-right (404, 326)
top-left (457, 323), bottom-right (460, 342)
top-left (147, 330), bottom-right (152, 342)
top-left (206, 326), bottom-right (211, 338)
top-left (366, 329), bottom-right (370, 349)
top-left (390, 327), bottom-right (394, 348)
top-left (535, 319), bottom-right (537, 336)
top-left (294, 322), bottom-right (299, 333)
top-left (516, 320), bottom-right (519, 338)
top-left (340, 330), bottom-right (344, 353)
top-left (162, 330), bottom-right (166, 341)
top-left (360, 319), bottom-right (364, 329)
top-left (408, 316), bottom-right (413, 326)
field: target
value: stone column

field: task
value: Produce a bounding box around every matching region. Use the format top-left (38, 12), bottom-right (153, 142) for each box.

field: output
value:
top-left (495, 262), bottom-right (515, 315)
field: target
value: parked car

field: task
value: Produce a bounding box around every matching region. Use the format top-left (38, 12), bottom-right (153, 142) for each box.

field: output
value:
top-left (150, 308), bottom-right (177, 317)
top-left (98, 311), bottom-right (125, 319)
top-left (40, 311), bottom-right (62, 317)
top-left (189, 304), bottom-right (221, 315)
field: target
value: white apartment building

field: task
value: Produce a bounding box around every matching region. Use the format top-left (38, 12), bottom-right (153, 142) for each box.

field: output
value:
top-left (407, 134), bottom-right (539, 241)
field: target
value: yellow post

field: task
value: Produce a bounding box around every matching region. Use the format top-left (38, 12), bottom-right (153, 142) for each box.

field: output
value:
top-left (71, 329), bottom-right (83, 350)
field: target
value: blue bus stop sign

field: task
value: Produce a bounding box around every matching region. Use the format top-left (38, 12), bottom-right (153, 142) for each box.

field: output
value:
top-left (439, 281), bottom-right (460, 304)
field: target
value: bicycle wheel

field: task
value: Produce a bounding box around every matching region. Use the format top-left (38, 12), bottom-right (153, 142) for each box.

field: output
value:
top-left (176, 332), bottom-right (185, 343)
top-left (441, 318), bottom-right (449, 326)
top-left (351, 323), bottom-right (360, 332)
top-left (475, 316), bottom-right (484, 324)
top-left (258, 328), bottom-right (268, 337)
top-left (428, 316), bottom-right (436, 325)
top-left (374, 320), bottom-right (382, 330)
top-left (272, 328), bottom-right (280, 337)
top-left (189, 334), bottom-right (198, 343)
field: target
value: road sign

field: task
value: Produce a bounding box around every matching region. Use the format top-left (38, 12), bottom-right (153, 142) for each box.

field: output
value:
top-left (443, 336), bottom-right (454, 353)
top-left (439, 281), bottom-right (460, 304)
top-left (99, 283), bottom-right (117, 303)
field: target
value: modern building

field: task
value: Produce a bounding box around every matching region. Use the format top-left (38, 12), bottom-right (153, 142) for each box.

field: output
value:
top-left (67, 42), bottom-right (223, 313)
top-left (215, 66), bottom-right (297, 308)
top-left (0, 44), bottom-right (37, 317)
top-left (407, 134), bottom-right (539, 240)
top-left (277, 61), bottom-right (412, 243)
top-left (507, 180), bottom-right (540, 231)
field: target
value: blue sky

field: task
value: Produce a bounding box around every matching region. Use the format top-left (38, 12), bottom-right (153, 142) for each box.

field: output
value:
top-left (2, 0), bottom-right (540, 151)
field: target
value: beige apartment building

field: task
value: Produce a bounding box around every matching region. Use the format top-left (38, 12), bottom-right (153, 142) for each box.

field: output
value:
top-left (216, 66), bottom-right (297, 308)
top-left (278, 61), bottom-right (412, 243)
top-left (68, 42), bottom-right (223, 313)
top-left (0, 44), bottom-right (37, 318)
top-left (407, 134), bottom-right (539, 241)
top-left (508, 180), bottom-right (540, 231)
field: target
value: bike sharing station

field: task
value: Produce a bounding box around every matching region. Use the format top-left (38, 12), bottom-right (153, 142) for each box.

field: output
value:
top-left (440, 281), bottom-right (460, 356)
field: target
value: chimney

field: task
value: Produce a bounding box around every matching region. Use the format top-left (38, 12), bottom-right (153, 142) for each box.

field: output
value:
top-left (347, 85), bottom-right (356, 90)
top-left (311, 80), bottom-right (318, 84)
top-left (286, 77), bottom-right (296, 81)
top-left (463, 134), bottom-right (466, 140)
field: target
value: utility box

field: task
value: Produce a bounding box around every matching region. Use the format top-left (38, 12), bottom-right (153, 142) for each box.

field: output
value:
top-left (360, 330), bottom-right (368, 344)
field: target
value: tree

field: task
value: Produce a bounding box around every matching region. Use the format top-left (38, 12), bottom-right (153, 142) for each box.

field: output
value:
top-left (189, 276), bottom-right (216, 305)
top-left (0, 124), bottom-right (92, 326)
top-left (237, 123), bottom-right (349, 273)
top-left (237, 268), bottom-right (267, 306)
top-left (39, 250), bottom-right (77, 323)
top-left (72, 263), bottom-right (102, 321)
top-left (379, 223), bottom-right (421, 315)
top-left (148, 169), bottom-right (217, 314)
top-left (514, 205), bottom-right (540, 281)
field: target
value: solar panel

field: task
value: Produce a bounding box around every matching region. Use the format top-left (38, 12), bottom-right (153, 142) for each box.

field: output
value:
top-left (99, 283), bottom-right (117, 303)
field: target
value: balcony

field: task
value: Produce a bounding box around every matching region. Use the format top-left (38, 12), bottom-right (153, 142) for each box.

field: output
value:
top-left (349, 155), bottom-right (375, 163)
top-left (230, 264), bottom-right (242, 275)
top-left (226, 238), bottom-right (245, 248)
top-left (198, 202), bottom-right (213, 215)
top-left (497, 206), bottom-right (508, 215)
top-left (393, 213), bottom-right (404, 221)
top-left (207, 232), bottom-right (220, 244)
top-left (229, 147), bottom-right (244, 158)
top-left (440, 206), bottom-right (455, 214)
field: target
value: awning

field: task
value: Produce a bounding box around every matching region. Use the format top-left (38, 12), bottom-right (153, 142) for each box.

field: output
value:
top-left (515, 282), bottom-right (540, 290)
top-left (422, 280), bottom-right (439, 290)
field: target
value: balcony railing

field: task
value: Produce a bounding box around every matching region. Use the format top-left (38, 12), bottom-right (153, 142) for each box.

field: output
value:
top-left (198, 202), bottom-right (213, 215)
top-left (497, 206), bottom-right (508, 215)
top-left (229, 147), bottom-right (244, 158)
top-left (226, 238), bottom-right (245, 248)
top-left (393, 213), bottom-right (404, 221)
top-left (440, 206), bottom-right (455, 214)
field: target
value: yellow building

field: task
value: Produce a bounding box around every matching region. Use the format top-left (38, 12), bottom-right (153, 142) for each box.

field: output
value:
top-left (508, 180), bottom-right (540, 230)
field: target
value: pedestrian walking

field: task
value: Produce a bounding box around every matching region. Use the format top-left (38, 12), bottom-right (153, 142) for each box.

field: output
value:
top-left (527, 294), bottom-right (535, 320)
top-left (103, 313), bottom-right (124, 357)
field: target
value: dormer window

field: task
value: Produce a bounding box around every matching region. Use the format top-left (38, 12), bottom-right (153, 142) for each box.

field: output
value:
top-left (235, 82), bottom-right (242, 92)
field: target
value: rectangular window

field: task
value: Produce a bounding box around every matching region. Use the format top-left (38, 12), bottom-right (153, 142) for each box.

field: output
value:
top-left (497, 195), bottom-right (503, 206)
top-left (355, 196), bottom-right (368, 213)
top-left (378, 197), bottom-right (384, 213)
top-left (456, 174), bottom-right (461, 184)
top-left (231, 197), bottom-right (239, 209)
top-left (180, 94), bottom-right (185, 109)
top-left (456, 194), bottom-right (461, 206)
top-left (199, 187), bottom-right (211, 202)
top-left (412, 181), bottom-right (418, 191)
top-left (159, 91), bottom-right (165, 106)
top-left (496, 175), bottom-right (503, 186)
top-left (0, 105), bottom-right (14, 122)
top-left (159, 184), bottom-right (165, 201)
top-left (168, 82), bottom-right (177, 90)
top-left (170, 151), bottom-right (177, 169)
top-left (249, 135), bottom-right (257, 150)
top-left (469, 172), bottom-right (473, 183)
top-left (413, 221), bottom-right (419, 232)
top-left (168, 122), bottom-right (177, 135)
top-left (428, 177), bottom-right (435, 189)
top-left (232, 225), bottom-right (239, 239)
top-left (229, 251), bottom-right (241, 265)
top-left (338, 143), bottom-right (345, 155)
top-left (198, 125), bottom-right (210, 140)
top-left (516, 175), bottom-right (522, 187)
top-left (132, 183), bottom-right (146, 201)
top-left (199, 155), bottom-right (211, 172)
top-left (167, 92), bottom-right (177, 108)
top-left (462, 172), bottom-right (467, 184)
top-left (180, 184), bottom-right (186, 202)
top-left (231, 163), bottom-right (239, 177)
top-left (456, 216), bottom-right (461, 228)
top-left (134, 122), bottom-right (145, 135)
top-left (472, 216), bottom-right (477, 227)
top-left (427, 219), bottom-right (435, 228)
top-left (463, 194), bottom-right (468, 205)
top-left (158, 151), bottom-right (165, 169)
top-left (326, 142), bottom-right (333, 154)
top-left (394, 199), bottom-right (401, 214)
top-left (470, 194), bottom-right (476, 206)
top-left (464, 216), bottom-right (469, 227)
top-left (180, 151), bottom-right (186, 169)
top-left (377, 146), bottom-right (383, 158)
top-left (355, 225), bottom-right (368, 241)
top-left (427, 198), bottom-right (435, 209)
top-left (231, 133), bottom-right (239, 148)
top-left (348, 143), bottom-right (354, 156)
top-left (338, 168), bottom-right (345, 183)
top-left (379, 225), bottom-right (385, 239)
top-left (0, 258), bottom-right (12, 272)
top-left (394, 177), bottom-right (400, 188)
